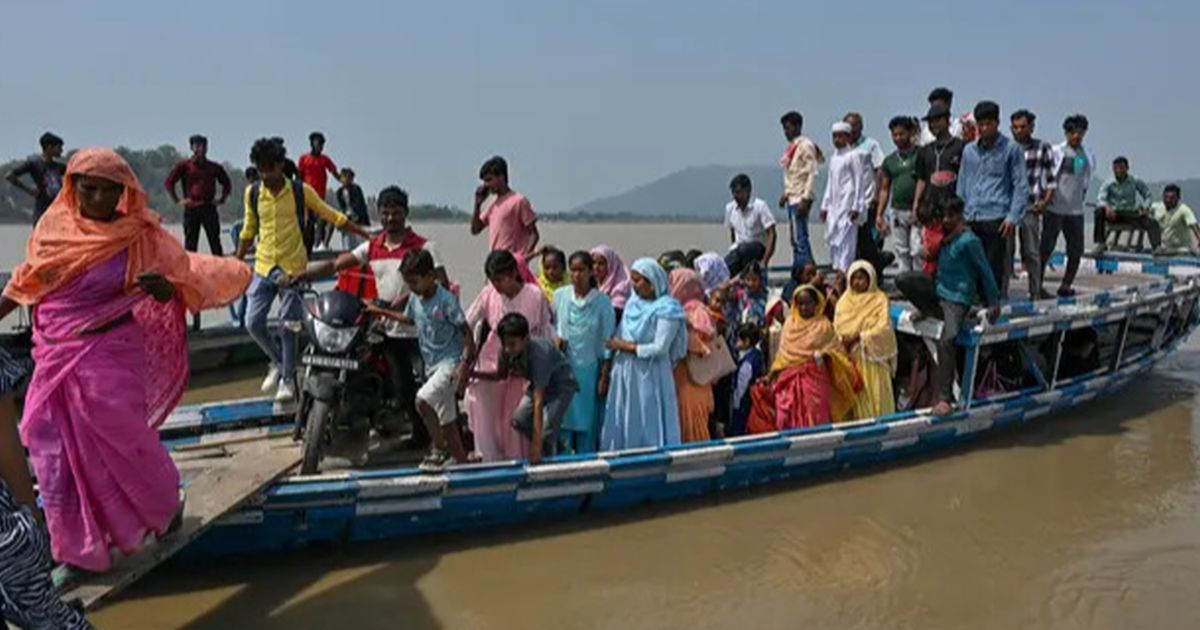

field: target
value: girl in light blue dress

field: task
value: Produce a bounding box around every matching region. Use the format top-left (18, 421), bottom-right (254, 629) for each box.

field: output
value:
top-left (551, 251), bottom-right (616, 454)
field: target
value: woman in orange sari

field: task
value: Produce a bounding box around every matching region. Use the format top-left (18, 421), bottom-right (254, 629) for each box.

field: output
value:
top-left (770, 285), bottom-right (861, 429)
top-left (0, 148), bottom-right (250, 571)
top-left (669, 268), bottom-right (715, 442)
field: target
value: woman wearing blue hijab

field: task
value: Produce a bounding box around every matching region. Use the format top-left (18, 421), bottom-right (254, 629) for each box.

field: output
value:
top-left (600, 258), bottom-right (688, 450)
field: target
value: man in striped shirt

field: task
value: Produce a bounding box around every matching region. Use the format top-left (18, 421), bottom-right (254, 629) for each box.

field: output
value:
top-left (1009, 109), bottom-right (1056, 298)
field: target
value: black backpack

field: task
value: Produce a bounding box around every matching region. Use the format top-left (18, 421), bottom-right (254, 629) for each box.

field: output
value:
top-left (249, 178), bottom-right (312, 251)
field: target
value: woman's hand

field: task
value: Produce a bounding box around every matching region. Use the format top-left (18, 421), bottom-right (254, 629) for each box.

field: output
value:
top-left (597, 371), bottom-right (610, 398)
top-left (136, 271), bottom-right (176, 302)
top-left (606, 337), bottom-right (636, 354)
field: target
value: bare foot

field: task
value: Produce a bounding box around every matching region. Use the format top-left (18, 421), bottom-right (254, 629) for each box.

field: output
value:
top-left (931, 401), bottom-right (954, 416)
top-left (466, 451), bottom-right (484, 464)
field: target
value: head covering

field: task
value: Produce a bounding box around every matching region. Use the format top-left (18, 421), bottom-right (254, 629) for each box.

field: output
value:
top-left (590, 244), bottom-right (632, 310)
top-left (773, 284), bottom-right (862, 420)
top-left (4, 148), bottom-right (250, 311)
top-left (618, 258), bottom-right (686, 360)
top-left (833, 261), bottom-right (898, 372)
top-left (669, 268), bottom-right (705, 307)
top-left (670, 268), bottom-right (715, 354)
top-left (694, 253), bottom-right (730, 296)
top-left (832, 121), bottom-right (853, 134)
top-left (536, 259), bottom-right (568, 303)
top-left (923, 104), bottom-right (951, 121)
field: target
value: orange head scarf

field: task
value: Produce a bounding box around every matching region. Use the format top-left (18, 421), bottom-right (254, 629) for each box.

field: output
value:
top-left (4, 148), bottom-right (250, 311)
top-left (670, 267), bottom-right (715, 354)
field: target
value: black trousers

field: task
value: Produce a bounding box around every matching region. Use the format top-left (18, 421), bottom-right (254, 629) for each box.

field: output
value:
top-left (183, 203), bottom-right (223, 255)
top-left (1041, 212), bottom-right (1084, 290)
top-left (967, 219), bottom-right (1007, 299)
top-left (383, 337), bottom-right (427, 446)
top-left (1093, 207), bottom-right (1162, 249)
top-left (896, 271), bottom-right (941, 318)
top-left (724, 241), bottom-right (766, 277)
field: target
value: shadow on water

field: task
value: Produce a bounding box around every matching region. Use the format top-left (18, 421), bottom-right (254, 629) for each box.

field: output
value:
top-left (98, 349), bottom-right (1200, 629)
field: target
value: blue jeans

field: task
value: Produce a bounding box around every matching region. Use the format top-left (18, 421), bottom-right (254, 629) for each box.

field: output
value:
top-left (245, 268), bottom-right (304, 378)
top-left (227, 223), bottom-right (248, 326)
top-left (787, 202), bottom-right (813, 268)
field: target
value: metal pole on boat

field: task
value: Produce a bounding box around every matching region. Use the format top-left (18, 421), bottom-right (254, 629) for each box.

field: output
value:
top-left (1049, 331), bottom-right (1065, 389)
top-left (960, 345), bottom-right (980, 409)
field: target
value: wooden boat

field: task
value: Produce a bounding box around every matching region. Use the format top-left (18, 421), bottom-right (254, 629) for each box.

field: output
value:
top-left (145, 253), bottom-right (1200, 559)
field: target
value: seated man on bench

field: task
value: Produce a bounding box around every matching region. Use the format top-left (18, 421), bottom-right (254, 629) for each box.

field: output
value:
top-left (1093, 156), bottom-right (1158, 252)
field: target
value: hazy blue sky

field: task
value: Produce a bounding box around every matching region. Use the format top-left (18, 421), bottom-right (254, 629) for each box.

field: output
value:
top-left (2, 0), bottom-right (1196, 211)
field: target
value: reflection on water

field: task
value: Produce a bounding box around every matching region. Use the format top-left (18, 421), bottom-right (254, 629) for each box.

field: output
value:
top-left (90, 348), bottom-right (1200, 629)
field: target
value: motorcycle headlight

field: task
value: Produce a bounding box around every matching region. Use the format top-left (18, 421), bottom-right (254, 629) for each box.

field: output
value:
top-left (312, 319), bottom-right (358, 353)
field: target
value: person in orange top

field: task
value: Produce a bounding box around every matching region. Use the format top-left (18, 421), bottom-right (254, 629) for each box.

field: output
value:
top-left (297, 131), bottom-right (340, 250)
top-left (669, 268), bottom-right (716, 442)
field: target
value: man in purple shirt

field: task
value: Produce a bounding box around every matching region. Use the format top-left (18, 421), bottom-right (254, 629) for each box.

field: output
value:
top-left (164, 134), bottom-right (232, 255)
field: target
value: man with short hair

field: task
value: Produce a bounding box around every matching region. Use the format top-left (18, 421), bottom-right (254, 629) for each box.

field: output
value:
top-left (956, 100), bottom-right (1029, 297)
top-left (1009, 109), bottom-right (1056, 298)
top-left (236, 138), bottom-right (369, 402)
top-left (779, 110), bottom-right (822, 268)
top-left (912, 104), bottom-right (966, 218)
top-left (164, 134), bottom-right (232, 255)
top-left (724, 173), bottom-right (777, 276)
top-left (876, 116), bottom-right (922, 272)
top-left (845, 112), bottom-right (888, 273)
top-left (470, 155), bottom-right (539, 257)
top-left (298, 131), bottom-right (340, 250)
top-left (1151, 184), bottom-right (1200, 254)
top-left (821, 121), bottom-right (875, 271)
top-left (919, 87), bottom-right (964, 146)
top-left (1041, 114), bottom-right (1096, 297)
top-left (1094, 156), bottom-right (1157, 252)
top-left (5, 132), bottom-right (65, 224)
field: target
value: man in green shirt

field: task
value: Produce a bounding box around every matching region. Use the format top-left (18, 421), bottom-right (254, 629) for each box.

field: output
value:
top-left (876, 116), bottom-right (921, 271)
top-left (1151, 184), bottom-right (1199, 254)
top-left (1094, 156), bottom-right (1157, 252)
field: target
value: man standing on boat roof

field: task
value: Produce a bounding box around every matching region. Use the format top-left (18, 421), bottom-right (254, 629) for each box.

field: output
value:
top-left (844, 112), bottom-right (889, 276)
top-left (822, 121), bottom-right (875, 272)
top-left (471, 155), bottom-right (540, 258)
top-left (164, 134), bottom-right (232, 256)
top-left (236, 138), bottom-right (370, 403)
top-left (919, 87), bottom-right (964, 146)
top-left (5, 131), bottom-right (65, 225)
top-left (1093, 156), bottom-right (1158, 253)
top-left (876, 116), bottom-right (922, 273)
top-left (1040, 114), bottom-right (1095, 298)
top-left (779, 110), bottom-right (822, 269)
top-left (1009, 109), bottom-right (1056, 299)
top-left (912, 105), bottom-right (965, 228)
top-left (955, 100), bottom-right (1029, 299)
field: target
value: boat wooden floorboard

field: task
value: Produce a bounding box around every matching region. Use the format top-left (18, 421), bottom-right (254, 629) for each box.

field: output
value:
top-left (57, 438), bottom-right (300, 611)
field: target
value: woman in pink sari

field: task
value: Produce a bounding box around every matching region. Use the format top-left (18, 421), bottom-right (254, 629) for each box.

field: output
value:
top-left (0, 148), bottom-right (250, 571)
top-left (465, 250), bottom-right (553, 461)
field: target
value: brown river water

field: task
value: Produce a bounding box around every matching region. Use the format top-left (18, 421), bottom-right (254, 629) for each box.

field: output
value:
top-left (4, 224), bottom-right (1200, 629)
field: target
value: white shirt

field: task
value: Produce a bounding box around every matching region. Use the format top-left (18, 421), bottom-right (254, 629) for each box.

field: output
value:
top-left (854, 136), bottom-right (886, 169)
top-left (724, 197), bottom-right (777, 246)
top-left (821, 146), bottom-right (875, 224)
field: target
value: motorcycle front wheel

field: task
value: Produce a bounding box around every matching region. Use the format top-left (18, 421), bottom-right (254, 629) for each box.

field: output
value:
top-left (301, 398), bottom-right (332, 475)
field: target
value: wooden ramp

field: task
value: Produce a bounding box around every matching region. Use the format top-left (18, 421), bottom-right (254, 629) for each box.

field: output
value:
top-left (55, 437), bottom-right (300, 610)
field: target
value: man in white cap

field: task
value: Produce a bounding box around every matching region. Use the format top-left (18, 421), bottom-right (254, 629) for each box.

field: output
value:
top-left (822, 121), bottom-right (876, 271)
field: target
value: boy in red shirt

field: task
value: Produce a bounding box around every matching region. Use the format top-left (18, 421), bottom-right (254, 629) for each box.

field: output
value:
top-left (297, 131), bottom-right (339, 250)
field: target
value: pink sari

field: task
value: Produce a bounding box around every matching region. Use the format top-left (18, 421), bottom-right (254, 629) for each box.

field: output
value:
top-left (464, 282), bottom-right (553, 460)
top-left (20, 252), bottom-right (187, 571)
top-left (772, 362), bottom-right (832, 430)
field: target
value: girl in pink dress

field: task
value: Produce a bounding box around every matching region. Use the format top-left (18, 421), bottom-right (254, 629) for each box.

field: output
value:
top-left (465, 250), bottom-right (553, 460)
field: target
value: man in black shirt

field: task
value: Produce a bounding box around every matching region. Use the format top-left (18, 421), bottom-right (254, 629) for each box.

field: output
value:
top-left (912, 105), bottom-right (966, 215)
top-left (5, 132), bottom-right (65, 224)
top-left (335, 168), bottom-right (371, 250)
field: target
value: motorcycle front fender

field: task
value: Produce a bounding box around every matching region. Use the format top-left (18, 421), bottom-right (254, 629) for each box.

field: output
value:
top-left (303, 371), bottom-right (342, 401)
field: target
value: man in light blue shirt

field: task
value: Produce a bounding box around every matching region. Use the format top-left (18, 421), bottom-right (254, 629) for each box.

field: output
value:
top-left (956, 100), bottom-right (1029, 299)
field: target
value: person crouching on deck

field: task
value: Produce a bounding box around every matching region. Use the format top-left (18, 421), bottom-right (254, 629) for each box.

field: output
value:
top-left (822, 121), bottom-right (876, 272)
top-left (769, 285), bottom-right (862, 429)
top-left (834, 260), bottom-right (899, 419)
top-left (497, 313), bottom-right (579, 465)
top-left (0, 148), bottom-right (251, 572)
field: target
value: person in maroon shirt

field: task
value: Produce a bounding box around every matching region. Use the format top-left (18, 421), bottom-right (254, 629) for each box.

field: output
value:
top-left (298, 131), bottom-right (339, 250)
top-left (164, 134), bottom-right (232, 255)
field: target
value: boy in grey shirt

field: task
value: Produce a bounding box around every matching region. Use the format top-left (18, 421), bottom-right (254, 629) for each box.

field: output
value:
top-left (497, 313), bottom-right (579, 464)
top-left (1040, 114), bottom-right (1095, 297)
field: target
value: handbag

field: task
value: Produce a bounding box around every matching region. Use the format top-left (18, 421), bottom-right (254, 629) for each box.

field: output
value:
top-left (687, 334), bottom-right (737, 386)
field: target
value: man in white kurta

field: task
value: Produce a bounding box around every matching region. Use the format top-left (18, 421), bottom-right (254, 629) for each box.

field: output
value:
top-left (822, 121), bottom-right (876, 271)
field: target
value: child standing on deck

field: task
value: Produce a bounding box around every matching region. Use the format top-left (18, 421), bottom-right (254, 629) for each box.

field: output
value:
top-left (732, 262), bottom-right (769, 327)
top-left (730, 324), bottom-right (765, 436)
top-left (551, 252), bottom-right (616, 453)
top-left (929, 199), bottom-right (1001, 416)
top-left (366, 249), bottom-right (477, 468)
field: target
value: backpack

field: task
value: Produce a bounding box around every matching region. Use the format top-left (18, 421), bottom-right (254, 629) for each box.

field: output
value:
top-left (249, 179), bottom-right (312, 250)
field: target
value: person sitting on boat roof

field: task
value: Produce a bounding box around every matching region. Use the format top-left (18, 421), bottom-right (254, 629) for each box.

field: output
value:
top-left (365, 249), bottom-right (478, 469)
top-left (0, 148), bottom-right (252, 572)
top-left (0, 347), bottom-right (95, 629)
top-left (236, 138), bottom-right (370, 403)
top-left (1151, 184), bottom-right (1200, 256)
top-left (724, 173), bottom-right (777, 277)
top-left (471, 155), bottom-right (540, 259)
top-left (601, 258), bottom-right (688, 450)
top-left (835, 261), bottom-right (899, 420)
top-left (1040, 114), bottom-right (1095, 298)
top-left (465, 250), bottom-right (555, 461)
top-left (497, 313), bottom-right (579, 465)
top-left (1093, 156), bottom-right (1158, 253)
